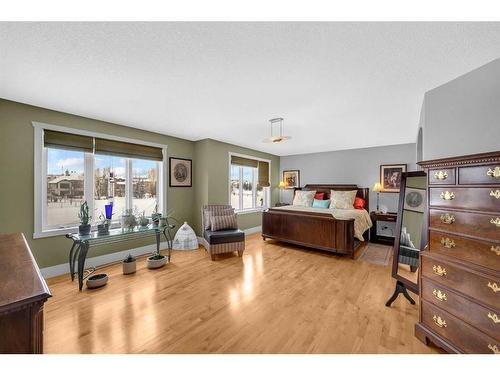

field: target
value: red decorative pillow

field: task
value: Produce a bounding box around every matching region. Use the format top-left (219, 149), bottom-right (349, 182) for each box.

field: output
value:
top-left (315, 192), bottom-right (325, 200)
top-left (353, 197), bottom-right (366, 210)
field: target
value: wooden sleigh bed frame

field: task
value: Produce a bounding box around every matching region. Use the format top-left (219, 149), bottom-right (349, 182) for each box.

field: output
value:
top-left (261, 184), bottom-right (370, 258)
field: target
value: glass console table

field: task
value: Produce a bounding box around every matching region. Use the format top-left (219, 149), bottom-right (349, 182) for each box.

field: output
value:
top-left (66, 223), bottom-right (175, 290)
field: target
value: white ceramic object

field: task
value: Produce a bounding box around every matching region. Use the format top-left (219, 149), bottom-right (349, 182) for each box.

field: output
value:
top-left (172, 222), bottom-right (199, 250)
top-left (147, 255), bottom-right (167, 269)
top-left (122, 260), bottom-right (136, 274)
top-left (86, 273), bottom-right (108, 289)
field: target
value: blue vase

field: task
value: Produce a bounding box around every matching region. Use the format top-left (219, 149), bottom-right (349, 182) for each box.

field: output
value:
top-left (105, 203), bottom-right (113, 220)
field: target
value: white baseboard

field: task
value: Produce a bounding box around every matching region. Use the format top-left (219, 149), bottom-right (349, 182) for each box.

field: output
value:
top-left (41, 226), bottom-right (263, 279)
top-left (40, 241), bottom-right (169, 279)
top-left (244, 226), bottom-right (262, 235)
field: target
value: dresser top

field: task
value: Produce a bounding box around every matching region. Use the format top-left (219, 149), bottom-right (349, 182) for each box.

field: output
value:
top-left (418, 151), bottom-right (500, 169)
top-left (0, 233), bottom-right (51, 313)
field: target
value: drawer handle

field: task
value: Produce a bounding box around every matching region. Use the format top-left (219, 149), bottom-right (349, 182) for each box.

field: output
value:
top-left (486, 166), bottom-right (500, 179)
top-left (440, 213), bottom-right (455, 224)
top-left (488, 312), bottom-right (500, 324)
top-left (491, 218), bottom-right (500, 227)
top-left (432, 289), bottom-right (447, 301)
top-left (440, 237), bottom-right (456, 249)
top-left (433, 315), bottom-right (447, 328)
top-left (491, 246), bottom-right (500, 256)
top-left (491, 190), bottom-right (500, 199)
top-left (433, 265), bottom-right (447, 276)
top-left (434, 171), bottom-right (448, 180)
top-left (487, 282), bottom-right (500, 293)
top-left (488, 344), bottom-right (500, 354)
top-left (440, 191), bottom-right (455, 200)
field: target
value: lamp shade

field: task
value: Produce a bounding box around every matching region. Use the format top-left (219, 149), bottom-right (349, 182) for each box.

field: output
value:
top-left (278, 181), bottom-right (286, 188)
top-left (372, 182), bottom-right (383, 192)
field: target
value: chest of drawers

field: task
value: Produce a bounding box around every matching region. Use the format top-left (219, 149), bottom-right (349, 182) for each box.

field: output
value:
top-left (416, 152), bottom-right (500, 354)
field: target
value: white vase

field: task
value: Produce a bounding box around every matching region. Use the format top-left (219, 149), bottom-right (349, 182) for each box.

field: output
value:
top-left (172, 222), bottom-right (199, 250)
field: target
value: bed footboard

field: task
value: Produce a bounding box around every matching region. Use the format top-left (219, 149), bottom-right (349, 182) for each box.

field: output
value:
top-left (261, 208), bottom-right (356, 258)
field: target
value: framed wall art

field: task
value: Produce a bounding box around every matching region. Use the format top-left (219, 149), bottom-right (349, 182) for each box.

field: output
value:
top-left (380, 164), bottom-right (407, 192)
top-left (282, 170), bottom-right (300, 189)
top-left (169, 157), bottom-right (192, 187)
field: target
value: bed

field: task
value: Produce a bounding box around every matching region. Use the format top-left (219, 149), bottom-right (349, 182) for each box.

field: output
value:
top-left (261, 184), bottom-right (371, 258)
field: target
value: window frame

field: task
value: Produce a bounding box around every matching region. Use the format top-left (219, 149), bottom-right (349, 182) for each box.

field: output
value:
top-left (228, 152), bottom-right (271, 214)
top-left (33, 122), bottom-right (168, 239)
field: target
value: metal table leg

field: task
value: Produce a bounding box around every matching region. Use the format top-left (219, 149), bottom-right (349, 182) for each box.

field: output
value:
top-left (77, 240), bottom-right (89, 291)
top-left (155, 230), bottom-right (161, 255)
top-left (163, 227), bottom-right (172, 262)
top-left (68, 242), bottom-right (77, 281)
top-left (71, 243), bottom-right (81, 281)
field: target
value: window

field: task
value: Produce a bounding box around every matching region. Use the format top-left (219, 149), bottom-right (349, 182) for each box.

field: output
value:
top-left (132, 159), bottom-right (158, 216)
top-left (94, 155), bottom-right (127, 220)
top-left (46, 148), bottom-right (85, 228)
top-left (34, 124), bottom-right (167, 238)
top-left (229, 154), bottom-right (270, 212)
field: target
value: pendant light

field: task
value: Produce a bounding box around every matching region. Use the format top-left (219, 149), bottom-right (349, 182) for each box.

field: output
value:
top-left (263, 117), bottom-right (291, 143)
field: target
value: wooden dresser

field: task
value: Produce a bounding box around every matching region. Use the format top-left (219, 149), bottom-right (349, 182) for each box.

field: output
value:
top-left (0, 233), bottom-right (51, 353)
top-left (416, 152), bottom-right (500, 354)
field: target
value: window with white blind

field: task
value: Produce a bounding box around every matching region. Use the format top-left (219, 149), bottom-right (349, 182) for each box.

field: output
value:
top-left (33, 123), bottom-right (167, 238)
top-left (229, 153), bottom-right (271, 213)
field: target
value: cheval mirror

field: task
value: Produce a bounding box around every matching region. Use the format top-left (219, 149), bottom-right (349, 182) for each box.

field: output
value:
top-left (386, 171), bottom-right (427, 307)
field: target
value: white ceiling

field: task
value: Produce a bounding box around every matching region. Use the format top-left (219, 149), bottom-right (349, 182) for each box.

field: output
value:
top-left (1, 22), bottom-right (500, 156)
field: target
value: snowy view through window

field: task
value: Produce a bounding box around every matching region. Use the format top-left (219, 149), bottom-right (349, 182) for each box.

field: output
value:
top-left (46, 148), bottom-right (159, 228)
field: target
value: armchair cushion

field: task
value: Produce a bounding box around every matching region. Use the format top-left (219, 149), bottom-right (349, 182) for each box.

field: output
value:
top-left (203, 206), bottom-right (234, 230)
top-left (204, 229), bottom-right (244, 245)
top-left (210, 214), bottom-right (238, 231)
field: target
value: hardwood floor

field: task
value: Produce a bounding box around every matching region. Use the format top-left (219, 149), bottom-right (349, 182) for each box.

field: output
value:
top-left (44, 233), bottom-right (442, 353)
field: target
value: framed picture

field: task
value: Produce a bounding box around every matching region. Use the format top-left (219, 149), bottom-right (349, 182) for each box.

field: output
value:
top-left (283, 170), bottom-right (300, 189)
top-left (169, 157), bottom-right (192, 187)
top-left (380, 164), bottom-right (407, 192)
top-left (404, 187), bottom-right (426, 213)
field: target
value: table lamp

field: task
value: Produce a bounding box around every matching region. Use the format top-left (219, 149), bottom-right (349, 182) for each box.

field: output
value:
top-left (278, 181), bottom-right (286, 203)
top-left (372, 182), bottom-right (383, 213)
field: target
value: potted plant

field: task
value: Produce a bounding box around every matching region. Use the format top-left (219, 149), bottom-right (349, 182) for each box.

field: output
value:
top-left (146, 252), bottom-right (167, 269)
top-left (78, 201), bottom-right (91, 235)
top-left (122, 254), bottom-right (136, 274)
top-left (120, 208), bottom-right (137, 230)
top-left (97, 213), bottom-right (110, 235)
top-left (151, 203), bottom-right (162, 226)
top-left (138, 211), bottom-right (149, 227)
top-left (147, 210), bottom-right (178, 269)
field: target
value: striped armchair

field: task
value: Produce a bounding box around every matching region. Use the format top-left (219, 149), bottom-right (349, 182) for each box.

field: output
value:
top-left (201, 205), bottom-right (245, 260)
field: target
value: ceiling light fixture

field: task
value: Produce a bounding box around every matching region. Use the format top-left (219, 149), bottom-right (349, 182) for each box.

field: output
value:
top-left (263, 117), bottom-right (291, 143)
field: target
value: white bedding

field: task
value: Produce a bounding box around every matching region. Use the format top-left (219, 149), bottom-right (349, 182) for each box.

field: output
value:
top-left (272, 205), bottom-right (373, 241)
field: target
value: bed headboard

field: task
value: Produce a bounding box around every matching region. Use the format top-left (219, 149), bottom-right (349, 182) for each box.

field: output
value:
top-left (295, 184), bottom-right (369, 210)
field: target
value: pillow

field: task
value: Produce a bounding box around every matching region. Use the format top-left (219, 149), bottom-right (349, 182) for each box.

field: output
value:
top-left (204, 208), bottom-right (234, 230)
top-left (292, 190), bottom-right (316, 207)
top-left (353, 197), bottom-right (366, 210)
top-left (312, 199), bottom-right (330, 208)
top-left (210, 214), bottom-right (238, 231)
top-left (314, 192), bottom-right (325, 200)
top-left (329, 190), bottom-right (357, 209)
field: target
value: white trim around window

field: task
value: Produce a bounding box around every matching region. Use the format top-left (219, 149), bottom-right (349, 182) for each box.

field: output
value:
top-left (33, 122), bottom-right (168, 239)
top-left (228, 151), bottom-right (271, 214)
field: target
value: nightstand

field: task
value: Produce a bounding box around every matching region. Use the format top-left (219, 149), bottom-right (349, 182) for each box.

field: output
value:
top-left (369, 211), bottom-right (397, 245)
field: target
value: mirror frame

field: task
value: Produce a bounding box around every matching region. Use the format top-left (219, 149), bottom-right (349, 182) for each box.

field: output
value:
top-left (391, 170), bottom-right (427, 294)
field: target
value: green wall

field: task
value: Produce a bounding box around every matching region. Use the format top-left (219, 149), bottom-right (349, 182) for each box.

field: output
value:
top-left (0, 99), bottom-right (279, 269)
top-left (192, 139), bottom-right (280, 234)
